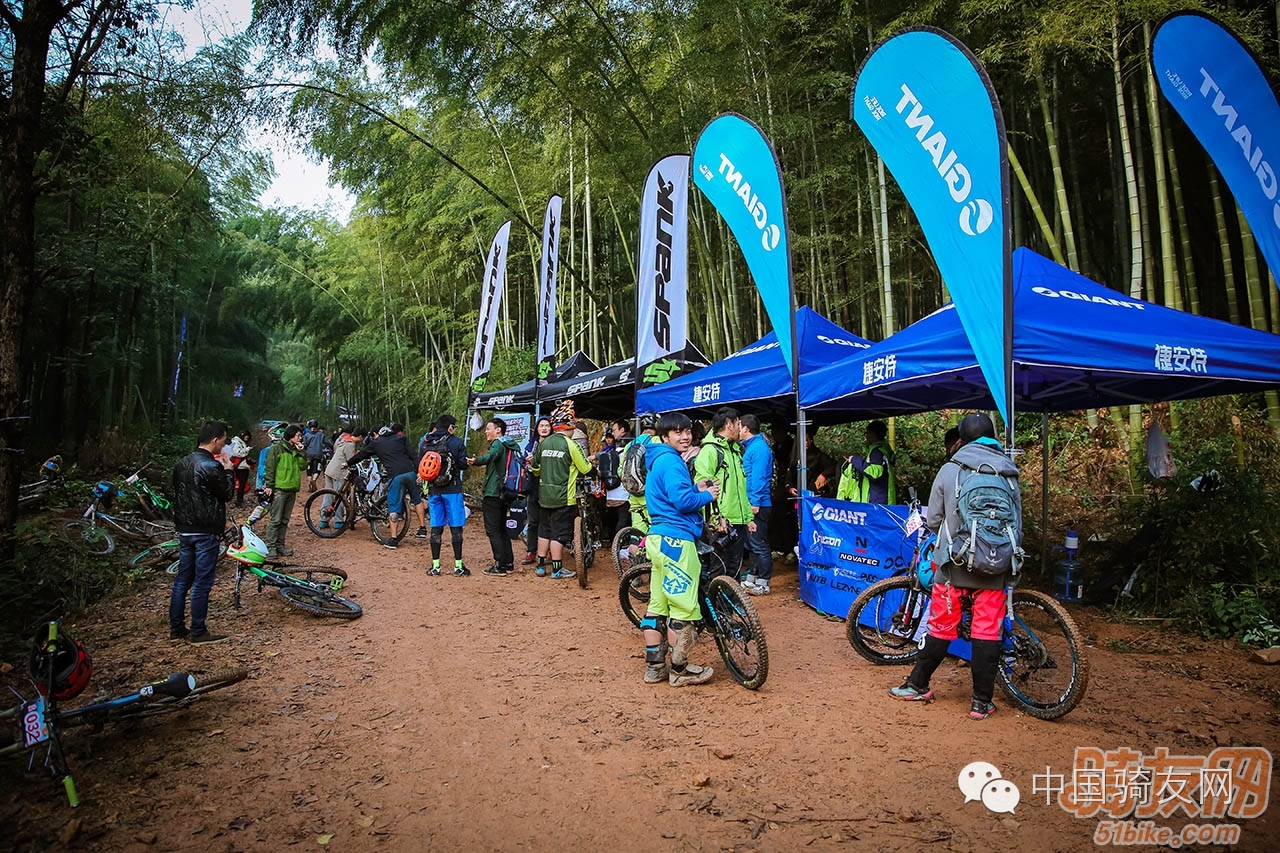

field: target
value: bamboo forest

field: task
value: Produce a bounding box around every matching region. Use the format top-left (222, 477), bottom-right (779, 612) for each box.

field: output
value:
top-left (3, 1), bottom-right (1280, 635)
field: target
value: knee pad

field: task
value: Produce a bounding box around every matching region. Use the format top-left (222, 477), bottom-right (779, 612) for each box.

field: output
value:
top-left (668, 619), bottom-right (687, 632)
top-left (450, 530), bottom-right (464, 549)
top-left (639, 615), bottom-right (667, 633)
top-left (430, 527), bottom-right (444, 547)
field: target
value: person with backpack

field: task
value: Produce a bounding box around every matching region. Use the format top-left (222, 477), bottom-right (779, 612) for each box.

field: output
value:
top-left (348, 422), bottom-right (425, 549)
top-left (836, 420), bottom-right (896, 504)
top-left (591, 419), bottom-right (630, 540)
top-left (889, 412), bottom-right (1023, 721)
top-left (263, 424), bottom-right (307, 557)
top-left (519, 416), bottom-right (552, 566)
top-left (691, 407), bottom-right (751, 582)
top-left (620, 412), bottom-right (660, 533)
top-left (529, 400), bottom-right (592, 579)
top-left (467, 418), bottom-right (524, 576)
top-left (639, 411), bottom-right (720, 687)
top-left (319, 425), bottom-right (366, 530)
top-left (418, 414), bottom-right (471, 575)
top-left (738, 414), bottom-right (774, 595)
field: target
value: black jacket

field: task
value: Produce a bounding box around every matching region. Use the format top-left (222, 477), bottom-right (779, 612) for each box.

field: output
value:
top-left (172, 448), bottom-right (234, 535)
top-left (349, 432), bottom-right (417, 479)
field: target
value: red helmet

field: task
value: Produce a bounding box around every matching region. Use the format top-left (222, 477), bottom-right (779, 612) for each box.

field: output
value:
top-left (418, 451), bottom-right (443, 482)
top-left (29, 624), bottom-right (93, 702)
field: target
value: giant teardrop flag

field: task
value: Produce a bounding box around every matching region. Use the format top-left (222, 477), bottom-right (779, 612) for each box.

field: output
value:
top-left (1153, 12), bottom-right (1280, 287)
top-left (468, 220), bottom-right (512, 396)
top-left (536, 195), bottom-right (563, 384)
top-left (853, 28), bottom-right (1013, 431)
top-left (692, 114), bottom-right (798, 388)
top-left (636, 154), bottom-right (691, 390)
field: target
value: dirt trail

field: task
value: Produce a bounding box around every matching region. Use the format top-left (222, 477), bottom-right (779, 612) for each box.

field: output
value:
top-left (3, 500), bottom-right (1278, 851)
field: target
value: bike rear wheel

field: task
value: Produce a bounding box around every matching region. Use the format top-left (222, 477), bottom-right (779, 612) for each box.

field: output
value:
top-left (577, 514), bottom-right (596, 588)
top-left (304, 490), bottom-right (350, 539)
top-left (998, 590), bottom-right (1089, 720)
top-left (705, 576), bottom-right (769, 690)
top-left (128, 538), bottom-right (180, 569)
top-left (278, 586), bottom-right (363, 619)
top-left (61, 520), bottom-right (115, 555)
top-left (611, 526), bottom-right (648, 578)
top-left (846, 576), bottom-right (929, 665)
top-left (618, 564), bottom-right (651, 629)
top-left (367, 496), bottom-right (409, 546)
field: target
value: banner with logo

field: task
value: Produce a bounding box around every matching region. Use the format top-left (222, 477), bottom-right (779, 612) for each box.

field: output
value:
top-left (536, 196), bottom-right (563, 384)
top-left (469, 221), bottom-right (513, 395)
top-left (637, 154), bottom-right (692, 390)
top-left (692, 114), bottom-right (798, 387)
top-left (852, 28), bottom-right (1012, 429)
top-left (1153, 12), bottom-right (1280, 286)
top-left (798, 495), bottom-right (915, 617)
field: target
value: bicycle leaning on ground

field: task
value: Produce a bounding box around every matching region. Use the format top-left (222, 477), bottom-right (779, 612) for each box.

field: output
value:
top-left (18, 456), bottom-right (67, 511)
top-left (302, 458), bottom-right (406, 547)
top-left (844, 502), bottom-right (1090, 720)
top-left (0, 620), bottom-right (247, 807)
top-left (60, 481), bottom-right (175, 555)
top-left (226, 525), bottom-right (362, 619)
top-left (618, 532), bottom-right (769, 690)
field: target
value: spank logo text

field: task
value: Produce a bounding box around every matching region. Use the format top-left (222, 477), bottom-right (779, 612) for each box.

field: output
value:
top-left (652, 171), bottom-right (677, 350)
top-left (703, 154), bottom-right (783, 252)
top-left (892, 84), bottom-right (994, 237)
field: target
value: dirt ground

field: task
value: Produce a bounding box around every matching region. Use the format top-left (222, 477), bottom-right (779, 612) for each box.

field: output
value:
top-left (3, 498), bottom-right (1279, 852)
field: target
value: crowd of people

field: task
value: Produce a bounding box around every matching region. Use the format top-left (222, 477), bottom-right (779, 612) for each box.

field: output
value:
top-left (167, 403), bottom-right (1019, 716)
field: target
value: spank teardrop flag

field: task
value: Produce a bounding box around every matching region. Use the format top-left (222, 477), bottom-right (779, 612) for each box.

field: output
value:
top-left (469, 220), bottom-right (512, 396)
top-left (536, 195), bottom-right (563, 383)
top-left (853, 27), bottom-right (1013, 429)
top-left (693, 114), bottom-right (798, 388)
top-left (637, 154), bottom-right (691, 389)
top-left (1153, 12), bottom-right (1280, 287)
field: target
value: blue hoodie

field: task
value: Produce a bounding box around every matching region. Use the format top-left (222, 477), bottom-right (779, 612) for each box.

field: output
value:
top-left (741, 433), bottom-right (773, 508)
top-left (644, 442), bottom-right (714, 541)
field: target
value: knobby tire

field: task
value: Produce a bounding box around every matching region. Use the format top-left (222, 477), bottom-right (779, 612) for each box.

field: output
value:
top-left (277, 586), bottom-right (363, 619)
top-left (845, 576), bottom-right (929, 665)
top-left (61, 520), bottom-right (115, 555)
top-left (705, 576), bottom-right (769, 690)
top-left (368, 496), bottom-right (409, 546)
top-left (618, 564), bottom-right (651, 629)
top-left (998, 590), bottom-right (1089, 720)
top-left (611, 526), bottom-right (648, 579)
top-left (304, 490), bottom-right (350, 539)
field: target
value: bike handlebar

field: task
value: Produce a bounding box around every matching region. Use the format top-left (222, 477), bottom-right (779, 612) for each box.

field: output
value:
top-left (138, 673), bottom-right (195, 700)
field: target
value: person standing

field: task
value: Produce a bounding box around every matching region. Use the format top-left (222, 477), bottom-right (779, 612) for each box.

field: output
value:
top-left (529, 400), bottom-right (592, 579)
top-left (419, 414), bottom-right (471, 575)
top-left (320, 425), bottom-right (365, 530)
top-left (889, 412), bottom-right (1022, 720)
top-left (519, 416), bottom-right (552, 566)
top-left (639, 412), bottom-right (719, 686)
top-left (227, 430), bottom-right (253, 507)
top-left (348, 422), bottom-right (424, 549)
top-left (263, 424), bottom-right (306, 557)
top-left (593, 419), bottom-right (631, 540)
top-left (468, 418), bottom-right (522, 576)
top-left (692, 407), bottom-right (751, 580)
top-left (303, 419), bottom-right (327, 492)
top-left (170, 420), bottom-right (234, 644)
top-left (837, 420), bottom-right (896, 504)
top-left (739, 414), bottom-right (774, 595)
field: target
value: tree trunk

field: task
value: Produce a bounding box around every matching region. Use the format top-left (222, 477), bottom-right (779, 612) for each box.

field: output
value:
top-left (1036, 68), bottom-right (1079, 269)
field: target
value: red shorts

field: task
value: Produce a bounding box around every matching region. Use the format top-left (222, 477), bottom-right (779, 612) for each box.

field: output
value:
top-left (927, 583), bottom-right (1006, 642)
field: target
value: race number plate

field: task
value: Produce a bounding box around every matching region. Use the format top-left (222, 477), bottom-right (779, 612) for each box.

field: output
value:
top-left (905, 508), bottom-right (923, 535)
top-left (22, 697), bottom-right (50, 748)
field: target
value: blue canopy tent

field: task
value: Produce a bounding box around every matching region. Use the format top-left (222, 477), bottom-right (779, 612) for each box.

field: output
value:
top-left (637, 306), bottom-right (872, 418)
top-left (802, 248), bottom-right (1280, 416)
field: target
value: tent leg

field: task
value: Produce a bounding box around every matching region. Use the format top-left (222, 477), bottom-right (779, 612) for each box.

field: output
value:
top-left (1041, 411), bottom-right (1049, 576)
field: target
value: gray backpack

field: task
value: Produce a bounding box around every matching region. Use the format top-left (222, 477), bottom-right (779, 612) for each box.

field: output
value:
top-left (620, 441), bottom-right (650, 496)
top-left (945, 461), bottom-right (1024, 576)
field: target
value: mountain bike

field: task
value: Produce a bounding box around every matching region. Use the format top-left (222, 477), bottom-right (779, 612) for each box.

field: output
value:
top-left (18, 456), bottom-right (67, 510)
top-left (844, 509), bottom-right (1089, 720)
top-left (227, 525), bottom-right (362, 619)
top-left (122, 463), bottom-right (173, 521)
top-left (0, 620), bottom-right (247, 807)
top-left (302, 459), bottom-right (406, 547)
top-left (128, 538), bottom-right (181, 575)
top-left (612, 525), bottom-right (649, 578)
top-left (575, 474), bottom-right (606, 588)
top-left (60, 482), bottom-right (175, 555)
top-left (618, 538), bottom-right (768, 690)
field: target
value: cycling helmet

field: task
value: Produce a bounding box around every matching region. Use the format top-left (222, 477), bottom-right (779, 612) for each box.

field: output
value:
top-left (29, 624), bottom-right (93, 702)
top-left (227, 526), bottom-right (269, 566)
top-left (915, 533), bottom-right (938, 590)
top-left (418, 451), bottom-right (443, 482)
top-left (958, 412), bottom-right (996, 443)
top-left (41, 455), bottom-right (62, 479)
top-left (93, 481), bottom-right (118, 509)
top-left (253, 488), bottom-right (273, 507)
top-left (638, 411), bottom-right (659, 431)
top-left (306, 418), bottom-right (319, 429)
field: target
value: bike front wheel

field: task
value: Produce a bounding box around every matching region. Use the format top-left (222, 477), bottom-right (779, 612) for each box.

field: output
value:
top-left (367, 497), bottom-right (409, 546)
top-left (705, 576), bottom-right (769, 690)
top-left (278, 586), bottom-right (363, 619)
top-left (611, 526), bottom-right (648, 578)
top-left (277, 564), bottom-right (349, 590)
top-left (128, 538), bottom-right (180, 569)
top-left (846, 576), bottom-right (929, 665)
top-left (618, 564), bottom-right (651, 629)
top-left (577, 514), bottom-right (596, 589)
top-left (998, 590), bottom-right (1090, 720)
top-left (304, 490), bottom-right (350, 539)
top-left (61, 520), bottom-right (115, 555)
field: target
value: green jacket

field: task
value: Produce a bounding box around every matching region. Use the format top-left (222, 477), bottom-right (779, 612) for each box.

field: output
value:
top-left (693, 432), bottom-right (751, 525)
top-left (836, 440), bottom-right (896, 504)
top-left (530, 431), bottom-right (591, 508)
top-left (474, 436), bottom-right (521, 498)
top-left (264, 439), bottom-right (304, 492)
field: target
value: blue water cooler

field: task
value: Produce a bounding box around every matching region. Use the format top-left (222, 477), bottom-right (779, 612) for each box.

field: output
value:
top-left (1053, 530), bottom-right (1085, 603)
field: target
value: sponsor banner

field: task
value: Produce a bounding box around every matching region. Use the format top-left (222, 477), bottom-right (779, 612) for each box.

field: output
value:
top-left (853, 28), bottom-right (1012, 427)
top-left (536, 196), bottom-right (563, 383)
top-left (1153, 13), bottom-right (1280, 286)
top-left (637, 155), bottom-right (691, 389)
top-left (494, 412), bottom-right (531, 445)
top-left (797, 495), bottom-right (915, 617)
top-left (469, 221), bottom-right (512, 394)
top-left (692, 114), bottom-right (798, 384)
